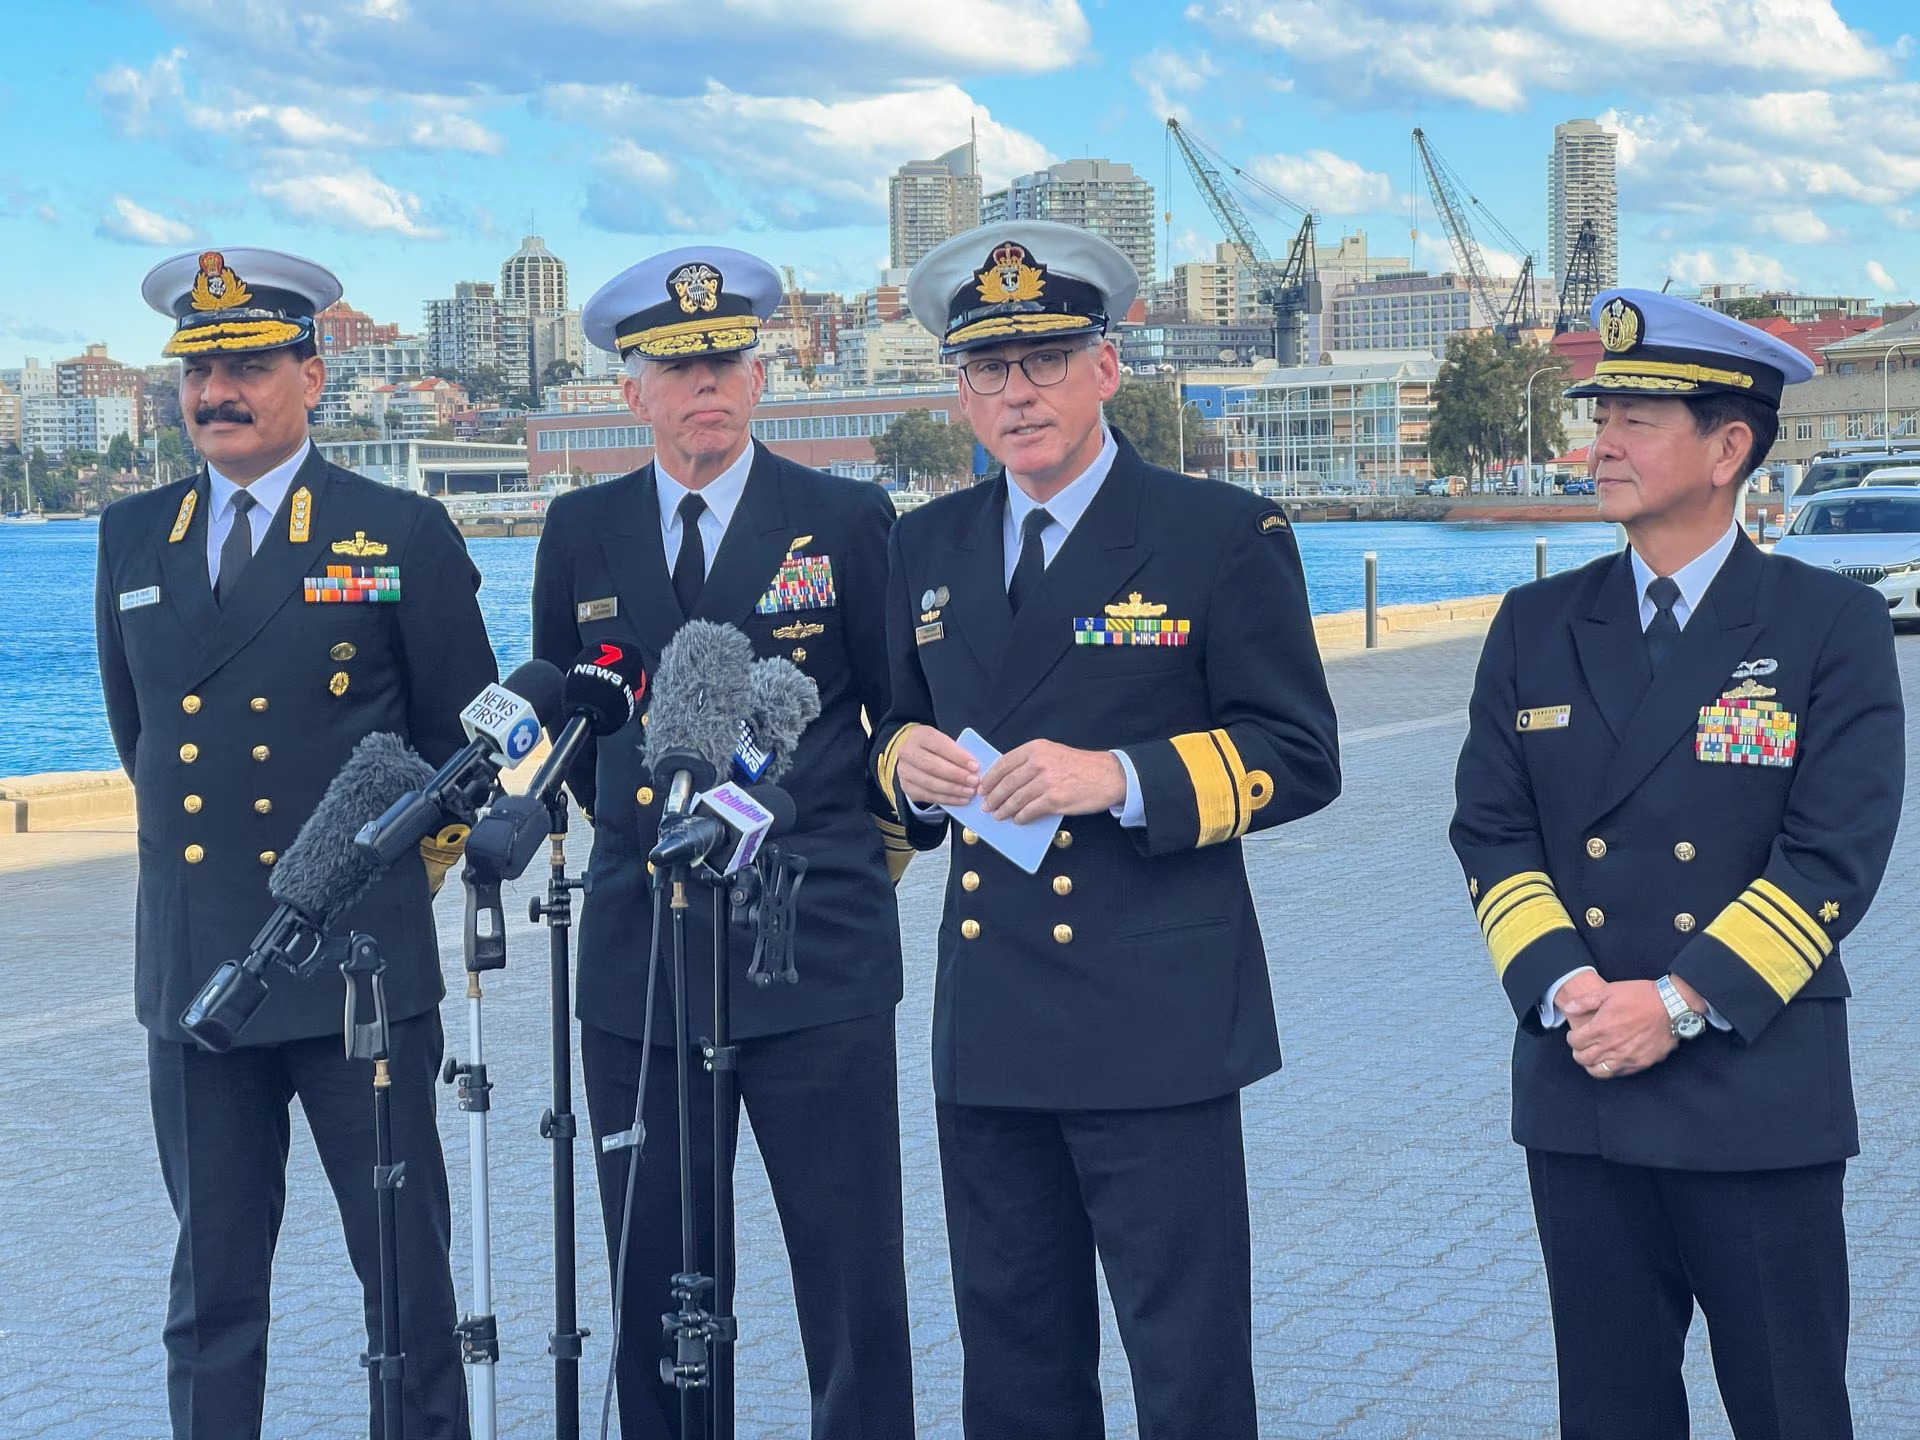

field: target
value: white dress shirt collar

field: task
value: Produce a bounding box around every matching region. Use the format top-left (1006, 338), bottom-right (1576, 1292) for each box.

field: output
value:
top-left (207, 438), bottom-right (312, 529)
top-left (1629, 521), bottom-right (1740, 632)
top-left (654, 439), bottom-right (756, 537)
top-left (1002, 427), bottom-right (1119, 584)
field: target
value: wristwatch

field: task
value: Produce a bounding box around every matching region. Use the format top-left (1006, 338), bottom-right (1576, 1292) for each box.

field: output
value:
top-left (1656, 975), bottom-right (1707, 1040)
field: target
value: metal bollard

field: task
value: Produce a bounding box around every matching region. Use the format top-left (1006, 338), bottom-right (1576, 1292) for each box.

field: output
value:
top-left (1535, 536), bottom-right (1547, 580)
top-left (1364, 551), bottom-right (1379, 649)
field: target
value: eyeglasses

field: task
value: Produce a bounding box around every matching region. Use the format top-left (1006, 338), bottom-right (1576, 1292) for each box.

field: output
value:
top-left (958, 343), bottom-right (1092, 396)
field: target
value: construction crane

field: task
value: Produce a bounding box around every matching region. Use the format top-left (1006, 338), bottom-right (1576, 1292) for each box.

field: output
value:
top-left (1412, 127), bottom-right (1540, 344)
top-left (777, 265), bottom-right (819, 381)
top-left (1166, 117), bottom-right (1321, 367)
top-left (1553, 220), bottom-right (1603, 334)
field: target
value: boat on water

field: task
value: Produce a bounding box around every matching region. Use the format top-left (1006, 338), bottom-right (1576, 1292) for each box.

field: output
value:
top-left (0, 510), bottom-right (49, 526)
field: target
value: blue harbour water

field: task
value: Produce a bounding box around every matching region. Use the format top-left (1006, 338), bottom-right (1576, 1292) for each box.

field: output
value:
top-left (1, 517), bottom-right (1621, 777)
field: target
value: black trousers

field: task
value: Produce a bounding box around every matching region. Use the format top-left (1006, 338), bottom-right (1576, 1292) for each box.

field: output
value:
top-left (1527, 1149), bottom-right (1851, 1440)
top-left (935, 1092), bottom-right (1257, 1440)
top-left (147, 1011), bottom-right (469, 1440)
top-left (581, 1012), bottom-right (914, 1440)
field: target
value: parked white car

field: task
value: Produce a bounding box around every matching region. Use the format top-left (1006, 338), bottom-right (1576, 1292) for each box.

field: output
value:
top-left (1773, 486), bottom-right (1920, 625)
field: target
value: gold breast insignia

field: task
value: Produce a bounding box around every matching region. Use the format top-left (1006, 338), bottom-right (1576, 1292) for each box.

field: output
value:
top-left (772, 621), bottom-right (825, 641)
top-left (331, 531), bottom-right (388, 557)
top-left (1105, 592), bottom-right (1168, 619)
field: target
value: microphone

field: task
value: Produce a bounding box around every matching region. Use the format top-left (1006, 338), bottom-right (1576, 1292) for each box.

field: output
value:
top-left (465, 643), bottom-right (646, 882)
top-left (734, 657), bottom-right (821, 784)
top-left (525, 641), bottom-right (645, 804)
top-left (355, 659), bottom-right (564, 869)
top-left (180, 733), bottom-right (435, 1052)
top-left (642, 620), bottom-right (756, 821)
top-left (649, 781), bottom-right (797, 875)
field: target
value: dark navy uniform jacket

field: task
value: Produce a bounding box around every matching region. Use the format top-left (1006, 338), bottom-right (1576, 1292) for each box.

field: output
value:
top-left (95, 449), bottom-right (498, 1046)
top-left (530, 445), bottom-right (905, 1043)
top-left (1451, 536), bottom-right (1904, 1171)
top-left (872, 431), bottom-right (1341, 1111)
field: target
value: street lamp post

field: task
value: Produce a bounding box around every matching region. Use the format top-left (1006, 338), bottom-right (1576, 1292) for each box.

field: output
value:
top-left (1883, 340), bottom-right (1917, 446)
top-left (1524, 365), bottom-right (1558, 497)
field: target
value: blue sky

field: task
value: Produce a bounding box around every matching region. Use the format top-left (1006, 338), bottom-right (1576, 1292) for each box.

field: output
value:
top-left (4, 0), bottom-right (1916, 368)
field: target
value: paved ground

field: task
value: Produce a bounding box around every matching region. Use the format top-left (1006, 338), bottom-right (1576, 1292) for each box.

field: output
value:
top-left (4, 614), bottom-right (1919, 1438)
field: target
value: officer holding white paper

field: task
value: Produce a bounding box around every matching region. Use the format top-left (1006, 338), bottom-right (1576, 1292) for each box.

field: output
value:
top-left (874, 221), bottom-right (1341, 1440)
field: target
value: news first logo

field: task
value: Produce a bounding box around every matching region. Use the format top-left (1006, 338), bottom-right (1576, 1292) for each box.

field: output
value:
top-left (462, 685), bottom-right (542, 763)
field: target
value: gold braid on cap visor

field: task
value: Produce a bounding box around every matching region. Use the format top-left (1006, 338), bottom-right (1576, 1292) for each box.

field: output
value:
top-left (164, 318), bottom-right (308, 356)
top-left (946, 312), bottom-right (1102, 347)
top-left (1591, 358), bottom-right (1756, 390)
top-left (620, 315), bottom-right (761, 358)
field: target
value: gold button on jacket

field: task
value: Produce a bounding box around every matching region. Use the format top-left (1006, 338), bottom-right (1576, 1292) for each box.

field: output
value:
top-left (1674, 841), bottom-right (1697, 862)
top-left (252, 745), bottom-right (270, 762)
top-left (254, 798), bottom-right (272, 815)
top-left (960, 827), bottom-right (979, 846)
top-left (182, 794), bottom-right (202, 814)
top-left (179, 743), bottom-right (199, 763)
top-left (1052, 875), bottom-right (1073, 896)
top-left (636, 786), bottom-right (655, 806)
top-left (1584, 906), bottom-right (1605, 928)
top-left (1053, 829), bottom-right (1073, 849)
top-left (960, 871), bottom-right (980, 892)
top-left (259, 851), bottom-right (277, 867)
top-left (960, 919), bottom-right (980, 940)
top-left (1052, 924), bottom-right (1073, 945)
top-left (181, 694), bottom-right (201, 715)
top-left (1585, 837), bottom-right (1607, 859)
top-left (1674, 912), bottom-right (1696, 933)
top-left (250, 697), bottom-right (269, 713)
top-left (183, 844), bottom-right (204, 864)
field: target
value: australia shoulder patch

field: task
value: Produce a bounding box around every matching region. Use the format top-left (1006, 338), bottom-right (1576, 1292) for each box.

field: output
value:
top-left (1257, 507), bottom-right (1290, 535)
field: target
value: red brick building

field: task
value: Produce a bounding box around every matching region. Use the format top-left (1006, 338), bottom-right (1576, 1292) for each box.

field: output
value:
top-left (316, 301), bottom-right (402, 356)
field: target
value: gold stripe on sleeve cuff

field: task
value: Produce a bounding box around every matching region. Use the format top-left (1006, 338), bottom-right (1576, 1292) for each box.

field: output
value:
top-left (1472, 871), bottom-right (1574, 978)
top-left (1706, 898), bottom-right (1815, 1002)
top-left (1171, 731), bottom-right (1238, 846)
top-left (876, 724), bottom-right (918, 807)
top-left (1749, 879), bottom-right (1832, 961)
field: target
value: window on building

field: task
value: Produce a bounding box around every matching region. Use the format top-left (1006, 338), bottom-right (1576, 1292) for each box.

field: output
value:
top-left (1795, 418), bottom-right (1813, 441)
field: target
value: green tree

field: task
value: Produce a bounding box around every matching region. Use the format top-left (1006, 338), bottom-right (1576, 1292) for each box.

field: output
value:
top-left (540, 358), bottom-right (582, 390)
top-left (1105, 379), bottom-right (1202, 471)
top-left (1722, 296), bottom-right (1776, 322)
top-left (107, 432), bottom-right (136, 473)
top-left (1428, 334), bottom-right (1568, 484)
top-left (459, 364), bottom-right (508, 404)
top-left (312, 419), bottom-right (381, 443)
top-left (872, 409), bottom-right (974, 487)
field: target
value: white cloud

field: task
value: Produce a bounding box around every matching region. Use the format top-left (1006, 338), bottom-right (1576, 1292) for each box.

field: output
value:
top-left (1133, 48), bottom-right (1218, 123)
top-left (1752, 207), bottom-right (1841, 244)
top-left (550, 80), bottom-right (1051, 233)
top-left (255, 167), bottom-right (440, 237)
top-left (1246, 150), bottom-right (1393, 216)
top-left (1867, 259), bottom-right (1900, 293)
top-left (97, 195), bottom-right (196, 246)
top-left (1667, 246), bottom-right (1796, 289)
top-left (143, 0), bottom-right (1091, 95)
top-left (584, 139), bottom-right (731, 234)
top-left (1188, 0), bottom-right (1889, 109)
top-left (406, 109), bottom-right (504, 155)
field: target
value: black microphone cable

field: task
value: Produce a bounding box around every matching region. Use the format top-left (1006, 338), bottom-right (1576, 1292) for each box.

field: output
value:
top-left (598, 897), bottom-right (668, 1440)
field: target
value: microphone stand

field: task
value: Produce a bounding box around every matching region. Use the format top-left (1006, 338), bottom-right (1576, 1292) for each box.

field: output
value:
top-left (655, 835), bottom-right (808, 1440)
top-left (529, 788), bottom-right (589, 1440)
top-left (344, 931), bottom-right (407, 1440)
top-left (446, 819), bottom-right (511, 1440)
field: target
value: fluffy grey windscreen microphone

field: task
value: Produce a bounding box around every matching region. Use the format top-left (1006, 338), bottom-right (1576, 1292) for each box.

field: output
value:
top-left (269, 732), bottom-right (435, 926)
top-left (743, 658), bottom-right (821, 783)
top-left (643, 619), bottom-right (757, 773)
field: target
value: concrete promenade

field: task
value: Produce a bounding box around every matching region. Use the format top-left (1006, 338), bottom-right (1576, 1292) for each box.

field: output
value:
top-left (3, 613), bottom-right (1917, 1438)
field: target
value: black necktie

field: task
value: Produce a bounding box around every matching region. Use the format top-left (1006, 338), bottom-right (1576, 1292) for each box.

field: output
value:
top-left (1645, 575), bottom-right (1682, 672)
top-left (216, 490), bottom-right (257, 609)
top-left (1007, 507), bottom-right (1054, 615)
top-left (672, 492), bottom-right (708, 615)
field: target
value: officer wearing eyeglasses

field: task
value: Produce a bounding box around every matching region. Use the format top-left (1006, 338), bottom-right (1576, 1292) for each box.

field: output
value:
top-left (871, 221), bottom-right (1341, 1440)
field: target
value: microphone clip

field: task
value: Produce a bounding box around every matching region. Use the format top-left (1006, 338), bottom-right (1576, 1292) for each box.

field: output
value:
top-left (737, 842), bottom-right (806, 988)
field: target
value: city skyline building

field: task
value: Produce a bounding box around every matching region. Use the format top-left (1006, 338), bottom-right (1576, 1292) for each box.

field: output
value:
top-left (983, 157), bottom-right (1156, 284)
top-left (499, 235), bottom-right (568, 315)
top-left (316, 301), bottom-right (403, 356)
top-left (424, 280), bottom-right (500, 380)
top-left (1548, 119), bottom-right (1619, 293)
top-left (889, 142), bottom-right (983, 270)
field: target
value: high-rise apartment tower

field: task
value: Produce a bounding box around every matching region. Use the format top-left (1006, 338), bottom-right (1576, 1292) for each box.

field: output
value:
top-left (1548, 120), bottom-right (1619, 292)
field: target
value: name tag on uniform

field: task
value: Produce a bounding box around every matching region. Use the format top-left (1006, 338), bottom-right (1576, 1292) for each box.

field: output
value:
top-left (119, 586), bottom-right (161, 611)
top-left (577, 596), bottom-right (618, 623)
top-left (1516, 705), bottom-right (1571, 731)
top-left (916, 621), bottom-right (944, 646)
